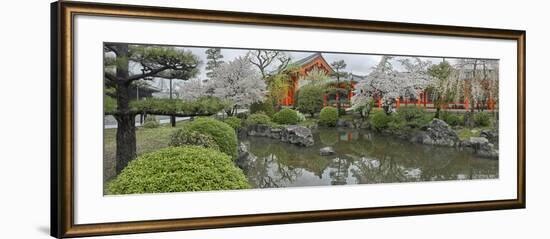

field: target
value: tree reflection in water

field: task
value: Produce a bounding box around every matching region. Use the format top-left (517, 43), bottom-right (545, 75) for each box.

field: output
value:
top-left (240, 128), bottom-right (498, 189)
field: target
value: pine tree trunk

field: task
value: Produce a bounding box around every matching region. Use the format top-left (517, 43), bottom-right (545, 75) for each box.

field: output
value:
top-left (112, 43), bottom-right (138, 174)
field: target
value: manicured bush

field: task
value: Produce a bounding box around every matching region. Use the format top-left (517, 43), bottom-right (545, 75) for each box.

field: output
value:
top-left (142, 115), bottom-right (160, 128)
top-left (272, 108), bottom-right (300, 125)
top-left (396, 106), bottom-right (423, 122)
top-left (338, 107), bottom-right (347, 116)
top-left (388, 116), bottom-right (407, 131)
top-left (319, 106), bottom-right (338, 127)
top-left (169, 128), bottom-right (220, 151)
top-left (295, 84), bottom-right (324, 117)
top-left (245, 112), bottom-right (272, 126)
top-left (130, 96), bottom-right (227, 115)
top-left (474, 112), bottom-right (491, 127)
top-left (250, 99), bottom-right (275, 117)
top-left (106, 146), bottom-right (249, 194)
top-left (371, 111), bottom-right (392, 131)
top-left (223, 116), bottom-right (242, 130)
top-left (440, 111), bottom-right (464, 126)
top-left (185, 117), bottom-right (238, 158)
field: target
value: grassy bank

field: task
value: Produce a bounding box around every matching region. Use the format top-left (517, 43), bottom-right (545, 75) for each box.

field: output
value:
top-left (103, 122), bottom-right (187, 183)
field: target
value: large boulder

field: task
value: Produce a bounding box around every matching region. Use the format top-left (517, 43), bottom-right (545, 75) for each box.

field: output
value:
top-left (460, 137), bottom-right (498, 159)
top-left (236, 142), bottom-right (256, 170)
top-left (480, 129), bottom-right (499, 146)
top-left (319, 146), bottom-right (335, 156)
top-left (410, 119), bottom-right (459, 147)
top-left (280, 125), bottom-right (314, 147)
top-left (247, 124), bottom-right (271, 137)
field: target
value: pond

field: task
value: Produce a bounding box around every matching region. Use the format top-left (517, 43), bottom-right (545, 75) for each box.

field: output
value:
top-left (239, 128), bottom-right (498, 188)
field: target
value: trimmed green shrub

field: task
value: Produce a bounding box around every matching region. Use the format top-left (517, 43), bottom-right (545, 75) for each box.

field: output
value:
top-left (338, 108), bottom-right (347, 116)
top-left (272, 108), bottom-right (300, 125)
top-left (130, 96), bottom-right (227, 115)
top-left (169, 128), bottom-right (220, 150)
top-left (245, 112), bottom-right (272, 126)
top-left (440, 111), bottom-right (464, 126)
top-left (474, 112), bottom-right (491, 127)
top-left (371, 111), bottom-right (392, 131)
top-left (185, 117), bottom-right (238, 158)
top-left (396, 106), bottom-right (423, 122)
top-left (388, 116), bottom-right (407, 131)
top-left (223, 116), bottom-right (242, 130)
top-left (250, 100), bottom-right (275, 117)
top-left (106, 146), bottom-right (249, 194)
top-left (142, 115), bottom-right (160, 128)
top-left (295, 84), bottom-right (324, 117)
top-left (319, 106), bottom-right (338, 127)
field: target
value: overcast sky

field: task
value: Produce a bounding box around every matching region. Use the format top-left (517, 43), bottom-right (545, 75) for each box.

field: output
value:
top-left (182, 47), bottom-right (448, 80)
top-left (139, 45), bottom-right (450, 91)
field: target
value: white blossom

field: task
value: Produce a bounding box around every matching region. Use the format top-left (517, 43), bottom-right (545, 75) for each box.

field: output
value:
top-left (209, 56), bottom-right (267, 110)
top-left (352, 56), bottom-right (434, 112)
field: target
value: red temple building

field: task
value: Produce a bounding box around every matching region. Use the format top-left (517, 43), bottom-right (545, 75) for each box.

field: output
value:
top-left (281, 53), bottom-right (361, 108)
top-left (280, 53), bottom-right (497, 111)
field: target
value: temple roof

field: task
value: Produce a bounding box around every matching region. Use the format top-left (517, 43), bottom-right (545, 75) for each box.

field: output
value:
top-left (292, 53), bottom-right (334, 74)
top-left (293, 52), bottom-right (324, 66)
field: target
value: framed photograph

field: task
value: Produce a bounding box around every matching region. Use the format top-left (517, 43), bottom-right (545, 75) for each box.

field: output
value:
top-left (51, 1), bottom-right (526, 238)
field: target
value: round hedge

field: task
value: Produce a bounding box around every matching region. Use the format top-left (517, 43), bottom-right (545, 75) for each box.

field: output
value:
top-left (106, 146), bottom-right (250, 194)
top-left (185, 117), bottom-right (238, 158)
top-left (371, 110), bottom-right (391, 130)
top-left (272, 108), bottom-right (300, 125)
top-left (319, 106), bottom-right (338, 127)
top-left (245, 112), bottom-right (271, 126)
top-left (169, 128), bottom-right (220, 151)
top-left (142, 115), bottom-right (160, 128)
top-left (223, 116), bottom-right (242, 130)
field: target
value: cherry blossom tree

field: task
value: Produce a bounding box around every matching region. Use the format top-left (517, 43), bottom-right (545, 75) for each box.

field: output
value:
top-left (452, 59), bottom-right (499, 127)
top-left (351, 56), bottom-right (434, 115)
top-left (210, 56), bottom-right (267, 116)
top-left (179, 79), bottom-right (208, 101)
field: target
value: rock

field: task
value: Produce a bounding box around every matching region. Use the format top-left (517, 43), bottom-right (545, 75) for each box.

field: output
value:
top-left (480, 129), bottom-right (499, 145)
top-left (269, 128), bottom-right (282, 139)
top-left (280, 125), bottom-right (314, 147)
top-left (247, 124), bottom-right (271, 137)
top-left (319, 146), bottom-right (335, 156)
top-left (336, 119), bottom-right (347, 127)
top-left (410, 119), bottom-right (459, 147)
top-left (235, 142), bottom-right (256, 170)
top-left (460, 137), bottom-right (498, 159)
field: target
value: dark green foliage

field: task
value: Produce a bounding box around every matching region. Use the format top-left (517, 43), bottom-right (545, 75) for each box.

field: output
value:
top-left (129, 96), bottom-right (227, 115)
top-left (371, 111), bottom-right (392, 131)
top-left (272, 108), bottom-right (300, 125)
top-left (169, 128), bottom-right (220, 151)
top-left (295, 84), bottom-right (324, 117)
top-left (104, 96), bottom-right (117, 113)
top-left (185, 118), bottom-right (238, 158)
top-left (319, 106), bottom-right (338, 127)
top-left (205, 48), bottom-right (224, 78)
top-left (387, 116), bottom-right (407, 131)
top-left (474, 112), bottom-right (491, 127)
top-left (245, 112), bottom-right (272, 126)
top-left (396, 106), bottom-right (423, 122)
top-left (338, 107), bottom-right (347, 116)
top-left (440, 111), bottom-right (464, 126)
top-left (106, 146), bottom-right (249, 194)
top-left (250, 99), bottom-right (275, 117)
top-left (142, 115), bottom-right (160, 128)
top-left (223, 116), bottom-right (242, 130)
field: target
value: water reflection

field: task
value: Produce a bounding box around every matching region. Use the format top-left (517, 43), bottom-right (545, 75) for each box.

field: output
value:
top-left (240, 128), bottom-right (498, 188)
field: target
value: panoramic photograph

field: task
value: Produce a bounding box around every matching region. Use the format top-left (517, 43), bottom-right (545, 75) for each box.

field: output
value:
top-left (103, 43), bottom-right (499, 195)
